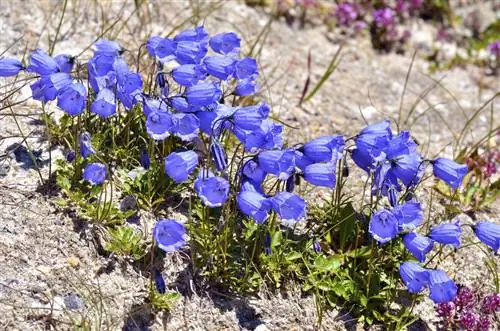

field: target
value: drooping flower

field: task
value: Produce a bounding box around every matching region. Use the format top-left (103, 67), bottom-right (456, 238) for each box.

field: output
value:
top-left (473, 221), bottom-right (500, 253)
top-left (264, 233), bottom-right (272, 255)
top-left (174, 26), bottom-right (209, 43)
top-left (203, 56), bottom-right (236, 80)
top-left (172, 64), bottom-right (207, 87)
top-left (56, 83), bottom-right (87, 116)
top-left (209, 32), bottom-right (241, 56)
top-left (186, 82), bottom-right (222, 110)
top-left (432, 157), bottom-right (469, 189)
top-left (90, 88), bottom-right (116, 117)
top-left (147, 36), bottom-right (177, 62)
top-left (164, 151), bottom-right (198, 183)
top-left (172, 113), bottom-right (200, 141)
top-left (369, 209), bottom-right (399, 244)
top-left (403, 232), bottom-right (434, 262)
top-left (79, 132), bottom-right (96, 158)
top-left (429, 222), bottom-right (462, 248)
top-left (232, 102), bottom-right (270, 131)
top-left (0, 58), bottom-right (24, 77)
top-left (241, 159), bottom-right (267, 185)
top-left (83, 162), bottom-right (107, 185)
top-left (146, 110), bottom-right (175, 140)
top-left (392, 201), bottom-right (423, 231)
top-left (237, 189), bottom-right (272, 224)
top-left (271, 192), bottom-right (306, 223)
top-left (428, 270), bottom-right (458, 304)
top-left (235, 78), bottom-right (258, 96)
top-left (154, 269), bottom-right (166, 294)
top-left (194, 172), bottom-right (230, 207)
top-left (303, 135), bottom-right (345, 163)
top-left (54, 54), bottom-right (74, 73)
top-left (210, 142), bottom-right (227, 171)
top-left (399, 262), bottom-right (430, 293)
top-left (234, 119), bottom-right (283, 153)
top-left (303, 163), bottom-right (336, 188)
top-left (235, 57), bottom-right (258, 80)
top-left (31, 73), bottom-right (72, 102)
top-left (94, 39), bottom-right (123, 56)
top-left (175, 40), bottom-right (208, 65)
top-left (258, 149), bottom-right (295, 180)
top-left (26, 49), bottom-right (59, 75)
top-left (153, 219), bottom-right (188, 253)
top-left (140, 149), bottom-right (150, 170)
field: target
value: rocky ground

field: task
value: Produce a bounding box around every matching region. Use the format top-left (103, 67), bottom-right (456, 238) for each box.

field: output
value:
top-left (0, 1), bottom-right (498, 330)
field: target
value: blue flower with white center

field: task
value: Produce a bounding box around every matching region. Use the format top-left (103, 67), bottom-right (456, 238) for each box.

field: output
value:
top-left (303, 163), bottom-right (336, 188)
top-left (204, 56), bottom-right (236, 80)
top-left (237, 190), bottom-right (272, 224)
top-left (57, 83), bottom-right (87, 116)
top-left (431, 157), bottom-right (469, 190)
top-left (0, 58), bottom-right (24, 77)
top-left (164, 151), bottom-right (198, 183)
top-left (146, 110), bottom-right (174, 140)
top-left (209, 32), bottom-right (241, 56)
top-left (79, 132), bottom-right (96, 159)
top-left (392, 201), bottom-right (423, 231)
top-left (403, 232), bottom-right (434, 262)
top-left (194, 171), bottom-right (230, 208)
top-left (91, 88), bottom-right (116, 117)
top-left (271, 192), bottom-right (306, 223)
top-left (83, 162), bottom-right (107, 185)
top-left (303, 135), bottom-right (345, 163)
top-left (369, 209), bottom-right (399, 244)
top-left (428, 270), bottom-right (458, 304)
top-left (258, 149), bottom-right (295, 180)
top-left (429, 222), bottom-right (462, 248)
top-left (172, 64), bottom-right (207, 87)
top-left (232, 102), bottom-right (270, 131)
top-left (172, 113), bottom-right (200, 141)
top-left (399, 261), bottom-right (430, 293)
top-left (473, 221), bottom-right (500, 254)
top-left (186, 82), bottom-right (222, 110)
top-left (153, 219), bottom-right (188, 253)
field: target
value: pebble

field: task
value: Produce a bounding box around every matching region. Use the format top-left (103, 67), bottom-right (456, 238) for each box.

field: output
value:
top-left (64, 292), bottom-right (85, 311)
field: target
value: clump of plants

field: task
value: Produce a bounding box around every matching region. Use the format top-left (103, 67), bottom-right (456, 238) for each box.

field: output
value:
top-left (1, 25), bottom-right (498, 328)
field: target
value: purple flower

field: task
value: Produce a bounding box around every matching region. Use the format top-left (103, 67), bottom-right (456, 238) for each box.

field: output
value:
top-left (373, 8), bottom-right (395, 29)
top-left (432, 157), bottom-right (469, 189)
top-left (194, 172), bottom-right (230, 208)
top-left (369, 209), bottom-right (399, 244)
top-left (153, 219), bottom-right (187, 253)
top-left (164, 151), bottom-right (198, 183)
top-left (459, 310), bottom-right (478, 330)
top-left (79, 132), bottom-right (96, 158)
top-left (429, 222), bottom-right (462, 248)
top-left (436, 301), bottom-right (454, 318)
top-left (0, 58), bottom-right (24, 77)
top-left (481, 293), bottom-right (500, 314)
top-left (83, 162), bottom-right (107, 185)
top-left (487, 40), bottom-right (500, 58)
top-left (57, 83), bottom-right (87, 116)
top-left (477, 316), bottom-right (491, 331)
top-left (473, 221), bottom-right (500, 253)
top-left (428, 270), bottom-right (458, 304)
top-left (453, 286), bottom-right (476, 309)
top-left (403, 232), bottom-right (434, 262)
top-left (335, 3), bottom-right (357, 26)
top-left (209, 32), bottom-right (241, 56)
top-left (271, 192), bottom-right (306, 223)
top-left (237, 189), bottom-right (272, 224)
top-left (399, 261), bottom-right (429, 293)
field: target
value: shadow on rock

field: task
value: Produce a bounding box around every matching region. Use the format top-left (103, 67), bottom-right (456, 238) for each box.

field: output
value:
top-left (4, 142), bottom-right (49, 170)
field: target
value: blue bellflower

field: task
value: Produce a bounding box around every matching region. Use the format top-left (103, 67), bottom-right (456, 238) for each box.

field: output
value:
top-left (369, 209), bottom-right (399, 244)
top-left (209, 32), bottom-right (241, 56)
top-left (83, 162), bottom-right (107, 185)
top-left (175, 40), bottom-right (208, 65)
top-left (392, 201), bottom-right (423, 231)
top-left (232, 102), bottom-right (270, 131)
top-left (432, 157), bottom-right (469, 189)
top-left (153, 219), bottom-right (188, 253)
top-left (79, 132), bottom-right (96, 158)
top-left (403, 232), bottom-right (434, 262)
top-left (172, 64), bottom-right (207, 87)
top-left (303, 163), bottom-right (336, 188)
top-left (258, 149), bottom-right (295, 180)
top-left (428, 270), bottom-right (458, 304)
top-left (429, 222), bottom-right (462, 248)
top-left (186, 82), bottom-right (222, 110)
top-left (172, 113), bottom-right (200, 141)
top-left (234, 119), bottom-right (283, 153)
top-left (235, 57), bottom-right (258, 80)
top-left (235, 78), bottom-right (258, 96)
top-left (57, 83), bottom-right (87, 116)
top-left (26, 49), bottom-right (59, 75)
top-left (154, 269), bottom-right (166, 294)
top-left (399, 261), bottom-right (430, 293)
top-left (140, 149), bottom-right (151, 170)
top-left (474, 221), bottom-right (500, 254)
top-left (194, 172), bottom-right (230, 207)
top-left (146, 110), bottom-right (175, 140)
top-left (241, 159), bottom-right (267, 185)
top-left (303, 135), bottom-right (345, 163)
top-left (271, 192), bottom-right (306, 223)
top-left (203, 56), bottom-right (236, 80)
top-left (210, 142), bottom-right (227, 171)
top-left (237, 190), bottom-right (272, 224)
top-left (54, 54), bottom-right (74, 73)
top-left (0, 58), bottom-right (24, 77)
top-left (164, 151), bottom-right (198, 183)
top-left (91, 88), bottom-right (116, 117)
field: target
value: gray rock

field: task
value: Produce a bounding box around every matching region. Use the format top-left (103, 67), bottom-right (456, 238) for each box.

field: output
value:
top-left (63, 292), bottom-right (85, 311)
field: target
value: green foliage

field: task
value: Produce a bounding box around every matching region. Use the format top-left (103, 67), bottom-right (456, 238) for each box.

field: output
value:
top-left (148, 288), bottom-right (180, 312)
top-left (104, 226), bottom-right (148, 260)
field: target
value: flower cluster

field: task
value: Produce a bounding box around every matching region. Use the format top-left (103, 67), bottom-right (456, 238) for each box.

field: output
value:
top-left (436, 286), bottom-right (499, 330)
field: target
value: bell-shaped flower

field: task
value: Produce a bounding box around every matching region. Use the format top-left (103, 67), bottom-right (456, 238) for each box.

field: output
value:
top-left (429, 222), bottom-right (462, 248)
top-left (234, 119), bottom-right (283, 153)
top-left (237, 190), bottom-right (272, 224)
top-left (79, 132), bottom-right (96, 158)
top-left (209, 32), bottom-right (241, 56)
top-left (54, 54), bottom-right (75, 73)
top-left (83, 162), bottom-right (107, 185)
top-left (172, 64), bottom-right (207, 87)
top-left (146, 110), bottom-right (174, 140)
top-left (258, 149), bottom-right (295, 180)
top-left (91, 88), bottom-right (116, 117)
top-left (403, 232), bottom-right (434, 262)
top-left (147, 36), bottom-right (177, 62)
top-left (194, 171), bottom-right (230, 207)
top-left (196, 111), bottom-right (218, 134)
top-left (432, 157), bottom-right (469, 189)
top-left (140, 149), bottom-right (151, 170)
top-left (303, 135), bottom-right (345, 163)
top-left (428, 270), bottom-right (458, 304)
top-left (172, 113), bottom-right (200, 141)
top-left (186, 82), bottom-right (222, 110)
top-left (174, 26), bottom-right (209, 43)
top-left (399, 261), bottom-right (430, 293)
top-left (164, 150), bottom-right (198, 183)
top-left (0, 58), bottom-right (24, 77)
top-left (369, 209), bottom-right (399, 244)
top-left (171, 96), bottom-right (193, 113)
top-left (235, 78), bottom-right (258, 96)
top-left (474, 221), bottom-right (500, 254)
top-left (210, 142), bottom-right (227, 171)
top-left (143, 97), bottom-right (168, 117)
top-left (57, 83), bottom-right (87, 116)
top-left (31, 73), bottom-right (72, 102)
top-left (303, 163), bottom-right (336, 188)
top-left (204, 56), bottom-right (236, 80)
top-left (241, 159), bottom-right (266, 184)
top-left (271, 192), bottom-right (306, 223)
top-left (232, 102), bottom-right (270, 131)
top-left (175, 40), bottom-right (208, 65)
top-left (294, 149), bottom-right (314, 171)
top-left (235, 57), bottom-right (258, 80)
top-left (393, 201), bottom-right (423, 231)
top-left (26, 49), bottom-right (59, 75)
top-left (94, 39), bottom-right (123, 56)
top-left (154, 269), bottom-right (166, 294)
top-left (153, 219), bottom-right (187, 253)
